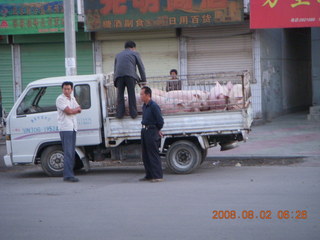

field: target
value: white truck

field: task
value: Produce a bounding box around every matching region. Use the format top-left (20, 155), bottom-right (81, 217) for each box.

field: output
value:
top-left (3, 71), bottom-right (252, 176)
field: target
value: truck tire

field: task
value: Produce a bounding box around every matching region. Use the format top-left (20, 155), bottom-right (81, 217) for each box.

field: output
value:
top-left (41, 145), bottom-right (64, 177)
top-left (166, 140), bottom-right (202, 174)
top-left (40, 145), bottom-right (83, 177)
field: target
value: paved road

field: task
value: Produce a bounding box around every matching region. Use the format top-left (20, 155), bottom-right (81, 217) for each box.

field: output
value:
top-left (1, 112), bottom-right (319, 240)
top-left (0, 157), bottom-right (319, 240)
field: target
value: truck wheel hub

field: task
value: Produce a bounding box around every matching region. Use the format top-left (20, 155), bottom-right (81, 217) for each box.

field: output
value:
top-left (49, 153), bottom-right (64, 170)
top-left (176, 150), bottom-right (191, 165)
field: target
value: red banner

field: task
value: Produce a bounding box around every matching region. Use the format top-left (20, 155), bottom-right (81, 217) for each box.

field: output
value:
top-left (250, 0), bottom-right (320, 29)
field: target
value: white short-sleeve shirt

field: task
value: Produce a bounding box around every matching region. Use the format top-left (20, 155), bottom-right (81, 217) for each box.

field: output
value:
top-left (56, 94), bottom-right (80, 131)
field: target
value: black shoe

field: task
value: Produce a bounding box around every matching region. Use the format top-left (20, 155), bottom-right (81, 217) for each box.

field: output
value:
top-left (63, 177), bottom-right (79, 182)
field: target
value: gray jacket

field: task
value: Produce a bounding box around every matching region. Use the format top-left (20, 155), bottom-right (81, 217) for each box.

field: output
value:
top-left (114, 49), bottom-right (146, 83)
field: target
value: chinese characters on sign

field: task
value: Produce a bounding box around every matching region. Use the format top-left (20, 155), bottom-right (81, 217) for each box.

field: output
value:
top-left (84, 0), bottom-right (243, 31)
top-left (251, 0), bottom-right (320, 28)
top-left (0, 0), bottom-right (74, 35)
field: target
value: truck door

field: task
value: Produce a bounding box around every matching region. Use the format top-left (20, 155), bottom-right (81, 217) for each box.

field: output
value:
top-left (8, 82), bottom-right (102, 164)
top-left (73, 82), bottom-right (102, 146)
top-left (9, 86), bottom-right (61, 164)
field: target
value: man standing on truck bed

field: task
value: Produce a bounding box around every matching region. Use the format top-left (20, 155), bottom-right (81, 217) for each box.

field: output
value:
top-left (56, 82), bottom-right (82, 182)
top-left (140, 86), bottom-right (164, 182)
top-left (114, 40), bottom-right (146, 119)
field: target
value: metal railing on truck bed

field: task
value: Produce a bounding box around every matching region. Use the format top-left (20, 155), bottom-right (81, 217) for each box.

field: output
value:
top-left (103, 71), bottom-right (251, 117)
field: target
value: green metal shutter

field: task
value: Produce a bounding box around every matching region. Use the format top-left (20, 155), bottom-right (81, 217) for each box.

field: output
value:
top-left (0, 45), bottom-right (14, 112)
top-left (20, 42), bottom-right (94, 89)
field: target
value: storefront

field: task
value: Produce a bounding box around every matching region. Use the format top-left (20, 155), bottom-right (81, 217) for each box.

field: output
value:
top-left (0, 1), bottom-right (95, 112)
top-left (182, 23), bottom-right (253, 76)
top-left (14, 32), bottom-right (94, 88)
top-left (84, 0), bottom-right (244, 79)
top-left (96, 29), bottom-right (179, 78)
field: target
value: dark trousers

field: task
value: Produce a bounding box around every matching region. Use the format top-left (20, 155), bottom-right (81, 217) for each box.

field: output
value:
top-left (141, 127), bottom-right (163, 179)
top-left (115, 76), bottom-right (137, 118)
top-left (60, 131), bottom-right (76, 179)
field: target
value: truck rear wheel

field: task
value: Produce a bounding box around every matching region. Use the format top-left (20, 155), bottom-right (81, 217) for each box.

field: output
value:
top-left (166, 140), bottom-right (202, 174)
top-left (41, 145), bottom-right (64, 177)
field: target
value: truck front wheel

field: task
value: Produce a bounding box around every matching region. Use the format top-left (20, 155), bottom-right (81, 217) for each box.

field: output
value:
top-left (40, 145), bottom-right (84, 177)
top-left (41, 145), bottom-right (64, 177)
top-left (166, 140), bottom-right (202, 174)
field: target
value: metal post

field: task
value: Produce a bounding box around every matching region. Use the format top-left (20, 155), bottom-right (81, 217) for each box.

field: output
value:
top-left (12, 45), bottom-right (22, 101)
top-left (63, 0), bottom-right (77, 76)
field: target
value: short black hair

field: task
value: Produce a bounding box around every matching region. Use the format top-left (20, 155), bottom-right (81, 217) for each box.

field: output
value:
top-left (125, 40), bottom-right (136, 49)
top-left (61, 81), bottom-right (73, 89)
top-left (170, 69), bottom-right (178, 75)
top-left (142, 86), bottom-right (152, 97)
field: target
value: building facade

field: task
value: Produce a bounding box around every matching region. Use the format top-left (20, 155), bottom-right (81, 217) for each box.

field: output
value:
top-left (0, 0), bottom-right (318, 121)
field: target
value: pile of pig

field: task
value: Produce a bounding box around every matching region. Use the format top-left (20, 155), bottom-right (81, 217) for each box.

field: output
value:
top-left (124, 81), bottom-right (243, 115)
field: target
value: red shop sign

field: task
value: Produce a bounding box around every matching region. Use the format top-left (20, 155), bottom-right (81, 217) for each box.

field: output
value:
top-left (250, 0), bottom-right (320, 29)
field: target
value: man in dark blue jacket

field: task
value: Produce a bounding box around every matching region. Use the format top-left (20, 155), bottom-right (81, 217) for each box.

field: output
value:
top-left (140, 86), bottom-right (164, 182)
top-left (114, 40), bottom-right (146, 119)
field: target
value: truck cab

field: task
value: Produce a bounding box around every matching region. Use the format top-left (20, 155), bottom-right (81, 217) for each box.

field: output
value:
top-left (4, 74), bottom-right (104, 175)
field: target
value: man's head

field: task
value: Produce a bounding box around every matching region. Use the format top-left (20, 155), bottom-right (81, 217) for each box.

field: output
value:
top-left (170, 69), bottom-right (178, 79)
top-left (140, 86), bottom-right (152, 104)
top-left (125, 40), bottom-right (136, 49)
top-left (61, 81), bottom-right (73, 98)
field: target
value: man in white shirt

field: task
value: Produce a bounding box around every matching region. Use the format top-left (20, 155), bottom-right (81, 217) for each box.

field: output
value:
top-left (56, 81), bottom-right (82, 182)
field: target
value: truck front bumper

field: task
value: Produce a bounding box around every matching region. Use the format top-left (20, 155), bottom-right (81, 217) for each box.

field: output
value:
top-left (3, 154), bottom-right (13, 167)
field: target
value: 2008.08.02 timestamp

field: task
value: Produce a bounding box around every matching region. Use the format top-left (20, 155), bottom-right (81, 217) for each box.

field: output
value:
top-left (211, 210), bottom-right (308, 220)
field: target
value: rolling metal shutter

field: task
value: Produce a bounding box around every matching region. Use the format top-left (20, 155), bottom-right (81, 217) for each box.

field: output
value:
top-left (0, 45), bottom-right (14, 112)
top-left (20, 42), bottom-right (94, 89)
top-left (183, 24), bottom-right (253, 75)
top-left (97, 30), bottom-right (179, 79)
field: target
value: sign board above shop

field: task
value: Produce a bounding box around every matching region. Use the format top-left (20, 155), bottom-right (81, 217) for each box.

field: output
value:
top-left (0, 0), bottom-right (77, 35)
top-left (84, 0), bottom-right (243, 32)
top-left (250, 0), bottom-right (320, 29)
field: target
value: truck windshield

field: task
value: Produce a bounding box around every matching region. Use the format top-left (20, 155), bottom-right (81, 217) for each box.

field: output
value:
top-left (17, 86), bottom-right (61, 115)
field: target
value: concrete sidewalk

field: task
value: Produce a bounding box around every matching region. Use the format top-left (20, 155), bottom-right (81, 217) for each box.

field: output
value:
top-left (208, 111), bottom-right (320, 158)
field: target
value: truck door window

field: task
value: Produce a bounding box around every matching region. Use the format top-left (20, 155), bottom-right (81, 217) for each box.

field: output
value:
top-left (74, 84), bottom-right (91, 109)
top-left (37, 86), bottom-right (61, 111)
top-left (17, 86), bottom-right (61, 115)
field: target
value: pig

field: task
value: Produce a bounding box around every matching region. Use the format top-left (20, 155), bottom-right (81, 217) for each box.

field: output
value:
top-left (208, 81), bottom-right (228, 110)
top-left (165, 90), bottom-right (209, 112)
top-left (153, 94), bottom-right (187, 114)
top-left (152, 88), bottom-right (166, 97)
top-left (165, 90), bottom-right (205, 101)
